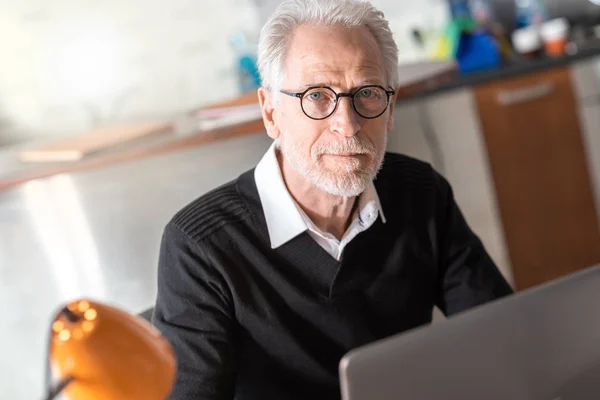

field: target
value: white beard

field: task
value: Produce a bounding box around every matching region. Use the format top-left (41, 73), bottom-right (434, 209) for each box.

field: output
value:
top-left (279, 133), bottom-right (386, 197)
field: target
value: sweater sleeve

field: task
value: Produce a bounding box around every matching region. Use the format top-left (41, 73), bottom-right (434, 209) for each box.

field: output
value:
top-left (433, 172), bottom-right (514, 316)
top-left (152, 223), bottom-right (237, 400)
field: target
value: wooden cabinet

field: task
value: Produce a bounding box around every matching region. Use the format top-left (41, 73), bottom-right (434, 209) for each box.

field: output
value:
top-left (474, 67), bottom-right (600, 290)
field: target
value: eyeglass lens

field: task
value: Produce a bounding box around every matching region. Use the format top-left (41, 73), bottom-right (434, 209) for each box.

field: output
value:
top-left (301, 86), bottom-right (388, 119)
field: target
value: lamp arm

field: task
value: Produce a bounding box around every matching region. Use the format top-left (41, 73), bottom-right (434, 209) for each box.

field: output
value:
top-left (44, 376), bottom-right (75, 400)
top-left (43, 307), bottom-right (77, 400)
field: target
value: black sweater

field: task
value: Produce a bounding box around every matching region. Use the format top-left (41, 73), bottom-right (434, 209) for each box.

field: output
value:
top-left (152, 152), bottom-right (513, 400)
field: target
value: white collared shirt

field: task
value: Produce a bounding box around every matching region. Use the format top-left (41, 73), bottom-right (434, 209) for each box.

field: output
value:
top-left (254, 141), bottom-right (386, 261)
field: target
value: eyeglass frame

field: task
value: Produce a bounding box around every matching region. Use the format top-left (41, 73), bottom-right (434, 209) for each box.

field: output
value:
top-left (279, 84), bottom-right (396, 121)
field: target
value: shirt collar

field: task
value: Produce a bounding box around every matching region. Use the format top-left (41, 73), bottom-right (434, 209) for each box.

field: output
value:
top-left (254, 140), bottom-right (386, 249)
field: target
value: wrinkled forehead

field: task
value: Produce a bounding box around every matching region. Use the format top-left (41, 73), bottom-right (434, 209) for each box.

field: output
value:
top-left (283, 24), bottom-right (386, 89)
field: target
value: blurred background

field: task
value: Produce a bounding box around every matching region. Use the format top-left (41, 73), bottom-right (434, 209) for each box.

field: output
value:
top-left (1, 0), bottom-right (600, 398)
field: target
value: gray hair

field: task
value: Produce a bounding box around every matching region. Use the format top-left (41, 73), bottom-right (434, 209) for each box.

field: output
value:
top-left (257, 0), bottom-right (399, 93)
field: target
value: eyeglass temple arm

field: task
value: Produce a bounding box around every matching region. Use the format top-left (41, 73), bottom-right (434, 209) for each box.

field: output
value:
top-left (279, 90), bottom-right (303, 98)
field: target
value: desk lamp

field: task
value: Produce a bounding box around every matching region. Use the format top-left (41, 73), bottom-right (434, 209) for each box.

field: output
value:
top-left (43, 299), bottom-right (175, 400)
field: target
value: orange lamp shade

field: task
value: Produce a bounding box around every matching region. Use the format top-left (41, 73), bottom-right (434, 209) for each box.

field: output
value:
top-left (50, 299), bottom-right (176, 400)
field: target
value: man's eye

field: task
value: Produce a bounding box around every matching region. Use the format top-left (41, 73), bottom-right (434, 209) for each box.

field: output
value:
top-left (357, 89), bottom-right (373, 98)
top-left (307, 92), bottom-right (324, 101)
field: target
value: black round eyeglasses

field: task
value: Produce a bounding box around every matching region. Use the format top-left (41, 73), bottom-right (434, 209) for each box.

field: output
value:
top-left (280, 85), bottom-right (396, 120)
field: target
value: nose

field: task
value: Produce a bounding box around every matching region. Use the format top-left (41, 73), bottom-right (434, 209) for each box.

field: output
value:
top-left (330, 96), bottom-right (361, 138)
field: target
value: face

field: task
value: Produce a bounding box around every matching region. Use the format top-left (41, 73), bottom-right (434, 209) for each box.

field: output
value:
top-left (259, 24), bottom-right (395, 197)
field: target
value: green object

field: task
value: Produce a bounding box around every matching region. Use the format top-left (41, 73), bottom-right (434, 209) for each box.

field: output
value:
top-left (448, 18), bottom-right (479, 56)
top-left (432, 17), bottom-right (479, 59)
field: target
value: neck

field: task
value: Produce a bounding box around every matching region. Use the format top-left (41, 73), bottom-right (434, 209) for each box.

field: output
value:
top-left (278, 153), bottom-right (358, 240)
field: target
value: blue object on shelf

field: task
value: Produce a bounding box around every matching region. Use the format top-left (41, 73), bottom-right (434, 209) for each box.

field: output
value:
top-left (237, 54), bottom-right (261, 93)
top-left (515, 0), bottom-right (548, 28)
top-left (230, 31), bottom-right (262, 93)
top-left (449, 0), bottom-right (472, 19)
top-left (471, 0), bottom-right (495, 24)
top-left (456, 30), bottom-right (501, 73)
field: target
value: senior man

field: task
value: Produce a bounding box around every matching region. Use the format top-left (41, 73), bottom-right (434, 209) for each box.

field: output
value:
top-left (152, 0), bottom-right (513, 399)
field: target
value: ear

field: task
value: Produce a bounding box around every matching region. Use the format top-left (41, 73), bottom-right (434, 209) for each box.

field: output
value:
top-left (386, 91), bottom-right (396, 132)
top-left (258, 87), bottom-right (281, 139)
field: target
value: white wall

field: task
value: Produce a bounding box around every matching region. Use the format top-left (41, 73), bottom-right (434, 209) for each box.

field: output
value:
top-left (0, 0), bottom-right (448, 145)
top-left (0, 0), bottom-right (260, 144)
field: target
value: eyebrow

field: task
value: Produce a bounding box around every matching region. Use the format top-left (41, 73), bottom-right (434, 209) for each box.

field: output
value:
top-left (298, 81), bottom-right (386, 91)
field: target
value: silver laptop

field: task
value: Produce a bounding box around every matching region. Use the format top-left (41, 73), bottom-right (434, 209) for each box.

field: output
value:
top-left (339, 264), bottom-right (600, 400)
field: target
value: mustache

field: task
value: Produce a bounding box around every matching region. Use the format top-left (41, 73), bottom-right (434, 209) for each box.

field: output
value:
top-left (313, 135), bottom-right (376, 156)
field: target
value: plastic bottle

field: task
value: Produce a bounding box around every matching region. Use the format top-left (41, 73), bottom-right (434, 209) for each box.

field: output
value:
top-left (470, 0), bottom-right (495, 25)
top-left (515, 0), bottom-right (548, 29)
top-left (448, 0), bottom-right (472, 19)
top-left (230, 31), bottom-right (261, 93)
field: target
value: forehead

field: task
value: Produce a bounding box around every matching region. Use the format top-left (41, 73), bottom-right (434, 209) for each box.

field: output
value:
top-left (283, 24), bottom-right (386, 87)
